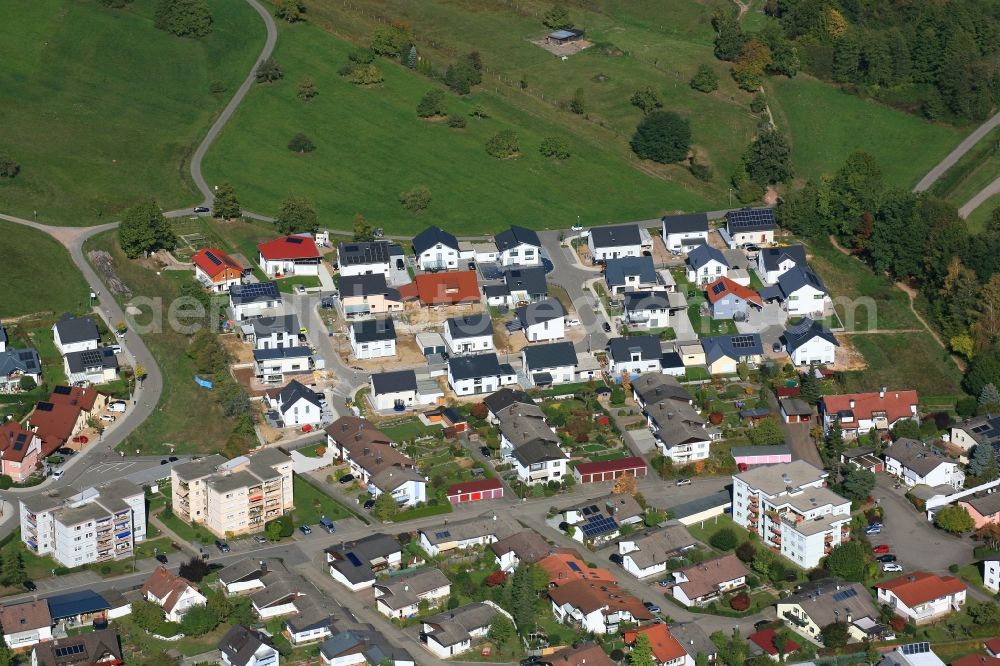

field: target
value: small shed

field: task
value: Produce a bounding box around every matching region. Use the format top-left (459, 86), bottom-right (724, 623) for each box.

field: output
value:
top-left (732, 445), bottom-right (792, 467)
top-left (779, 397), bottom-right (812, 423)
top-left (738, 407), bottom-right (771, 426)
top-left (546, 28), bottom-right (585, 45)
top-left (841, 447), bottom-right (884, 473)
top-left (447, 478), bottom-right (504, 505)
top-left (573, 456), bottom-right (648, 483)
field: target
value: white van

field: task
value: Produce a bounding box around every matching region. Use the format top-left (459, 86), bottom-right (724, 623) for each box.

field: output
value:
top-left (109, 401), bottom-right (127, 413)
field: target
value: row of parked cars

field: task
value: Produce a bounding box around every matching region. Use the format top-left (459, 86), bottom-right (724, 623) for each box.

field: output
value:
top-left (866, 521), bottom-right (903, 572)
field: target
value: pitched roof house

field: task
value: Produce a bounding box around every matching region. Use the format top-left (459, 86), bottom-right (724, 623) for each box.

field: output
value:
top-left (624, 624), bottom-right (688, 666)
top-left (820, 389), bottom-right (919, 438)
top-left (875, 572), bottom-right (967, 625)
top-left (219, 624), bottom-right (280, 666)
top-left (421, 602), bottom-right (499, 658)
top-left (400, 271), bottom-right (480, 305)
top-left (193, 247), bottom-right (244, 292)
top-left (783, 317), bottom-right (839, 366)
top-left (884, 439), bottom-right (964, 489)
top-left (0, 600), bottom-right (52, 650)
top-left (776, 580), bottom-right (881, 644)
top-left (670, 554), bottom-right (749, 607)
top-left (549, 579), bottom-right (652, 634)
top-left (325, 533), bottom-right (402, 591)
top-left (31, 628), bottom-right (122, 666)
top-left (141, 566), bottom-right (207, 622)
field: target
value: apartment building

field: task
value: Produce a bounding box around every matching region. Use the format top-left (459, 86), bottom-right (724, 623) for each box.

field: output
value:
top-left (171, 449), bottom-right (294, 538)
top-left (732, 461), bottom-right (852, 569)
top-left (19, 479), bottom-right (146, 568)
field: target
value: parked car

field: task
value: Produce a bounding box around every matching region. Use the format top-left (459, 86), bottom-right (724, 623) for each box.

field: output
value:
top-left (168, 456), bottom-right (178, 462)
top-left (883, 563), bottom-right (903, 573)
top-left (193, 206), bottom-right (210, 214)
top-left (56, 447), bottom-right (75, 456)
top-left (643, 602), bottom-right (661, 613)
top-left (754, 620), bottom-right (772, 632)
top-left (566, 318), bottom-right (581, 327)
top-left (108, 401), bottom-right (127, 413)
top-left (338, 474), bottom-right (355, 484)
top-left (155, 554), bottom-right (168, 564)
top-left (215, 540), bottom-right (230, 553)
top-left (99, 414), bottom-right (115, 422)
top-left (602, 321), bottom-right (612, 332)
top-left (364, 499), bottom-right (376, 510)
top-left (299, 525), bottom-right (313, 535)
top-left (872, 544), bottom-right (891, 555)
top-left (864, 525), bottom-right (882, 535)
top-left (319, 516), bottom-right (336, 534)
top-left (51, 469), bottom-right (63, 480)
top-left (23, 581), bottom-right (36, 592)
top-left (609, 553), bottom-right (623, 564)
top-left (160, 459), bottom-right (169, 465)
top-left (253, 535), bottom-right (268, 545)
top-left (876, 554), bottom-right (897, 563)
top-left (675, 478), bottom-right (692, 487)
top-left (657, 580), bottom-right (671, 588)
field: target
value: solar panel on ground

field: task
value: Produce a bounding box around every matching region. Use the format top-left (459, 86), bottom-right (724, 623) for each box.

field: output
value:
top-left (832, 588), bottom-right (857, 602)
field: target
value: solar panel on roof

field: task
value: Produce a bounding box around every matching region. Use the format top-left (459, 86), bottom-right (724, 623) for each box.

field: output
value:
top-left (831, 588), bottom-right (857, 602)
top-left (206, 250), bottom-right (222, 266)
top-left (972, 424), bottom-right (991, 433)
top-left (567, 560), bottom-right (582, 573)
top-left (54, 644), bottom-right (86, 657)
top-left (37, 403), bottom-right (53, 412)
top-left (712, 283), bottom-right (726, 295)
top-left (589, 505), bottom-right (599, 513)
top-left (581, 506), bottom-right (593, 516)
top-left (732, 335), bottom-right (757, 348)
top-left (287, 237), bottom-right (304, 244)
top-left (901, 643), bottom-right (930, 655)
top-left (728, 208), bottom-right (775, 229)
top-left (346, 552), bottom-right (363, 567)
top-left (435, 531), bottom-right (451, 539)
top-left (235, 282), bottom-right (279, 299)
top-left (54, 386), bottom-right (71, 395)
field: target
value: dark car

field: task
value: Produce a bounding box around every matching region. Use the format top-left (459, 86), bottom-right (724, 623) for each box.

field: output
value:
top-left (876, 554), bottom-right (897, 563)
top-left (193, 206), bottom-right (210, 213)
top-left (602, 321), bottom-right (612, 332)
top-left (56, 447), bottom-right (76, 456)
top-left (364, 499), bottom-right (376, 510)
top-left (339, 474), bottom-right (355, 484)
top-left (609, 553), bottom-right (623, 564)
top-left (480, 446), bottom-right (491, 457)
top-left (299, 525), bottom-right (313, 535)
top-left (168, 456), bottom-right (179, 462)
top-left (160, 459), bottom-right (168, 465)
top-left (155, 554), bottom-right (168, 564)
top-left (754, 620), bottom-right (772, 632)
top-left (521, 658), bottom-right (544, 666)
top-left (215, 540), bottom-right (230, 553)
top-left (23, 581), bottom-right (36, 592)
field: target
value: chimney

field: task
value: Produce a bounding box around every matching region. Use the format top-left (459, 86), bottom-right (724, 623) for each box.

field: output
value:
top-left (849, 399), bottom-right (855, 409)
top-left (880, 387), bottom-right (886, 398)
top-left (847, 613), bottom-right (853, 623)
top-left (363, 447), bottom-right (370, 457)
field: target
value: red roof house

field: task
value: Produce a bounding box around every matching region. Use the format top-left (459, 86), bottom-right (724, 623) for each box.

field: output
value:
top-left (257, 235), bottom-right (322, 277)
top-left (705, 276), bottom-right (762, 307)
top-left (47, 385), bottom-right (105, 416)
top-left (748, 628), bottom-right (800, 658)
top-left (953, 656), bottom-right (1000, 666)
top-left (192, 247), bottom-right (243, 291)
top-left (876, 572), bottom-right (967, 624)
top-left (403, 271), bottom-right (480, 305)
top-left (821, 389), bottom-right (919, 438)
top-left (0, 422), bottom-right (41, 482)
top-left (624, 624), bottom-right (688, 665)
top-left (573, 457), bottom-right (648, 483)
top-left (986, 638), bottom-right (1000, 658)
top-left (28, 400), bottom-right (86, 456)
top-left (447, 478), bottom-right (504, 504)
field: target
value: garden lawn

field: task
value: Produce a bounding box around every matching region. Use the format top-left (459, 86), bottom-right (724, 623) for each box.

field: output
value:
top-left (292, 475), bottom-right (352, 525)
top-left (276, 275), bottom-right (323, 293)
top-left (158, 511), bottom-right (217, 545)
top-left (0, 221), bottom-right (90, 318)
top-left (380, 417), bottom-right (437, 442)
top-left (202, 15), bottom-right (710, 236)
top-left (685, 514), bottom-right (744, 548)
top-left (0, 0), bottom-right (264, 225)
top-left (839, 332), bottom-right (964, 401)
top-left (767, 75), bottom-right (965, 188)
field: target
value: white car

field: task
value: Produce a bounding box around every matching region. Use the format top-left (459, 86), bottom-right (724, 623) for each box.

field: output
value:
top-left (99, 414), bottom-right (116, 422)
top-left (52, 469), bottom-right (64, 480)
top-left (109, 401), bottom-right (127, 413)
top-left (566, 318), bottom-right (581, 327)
top-left (883, 562), bottom-right (903, 573)
top-left (571, 224), bottom-right (584, 232)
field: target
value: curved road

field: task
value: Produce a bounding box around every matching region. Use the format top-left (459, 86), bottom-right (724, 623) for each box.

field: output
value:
top-left (959, 175), bottom-right (1000, 219)
top-left (913, 110), bottom-right (1000, 193)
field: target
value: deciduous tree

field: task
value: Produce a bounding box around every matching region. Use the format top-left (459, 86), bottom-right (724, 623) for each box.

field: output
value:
top-left (743, 129), bottom-right (793, 185)
top-left (399, 186), bottom-right (431, 212)
top-left (630, 111), bottom-right (691, 164)
top-left (630, 634), bottom-right (656, 666)
top-left (274, 195), bottom-right (318, 235)
top-left (747, 418), bottom-right (784, 446)
top-left (539, 137), bottom-right (570, 159)
top-left (417, 89), bottom-right (446, 117)
top-left (287, 133), bottom-right (315, 153)
top-left (934, 505), bottom-right (974, 533)
top-left (373, 492), bottom-right (398, 521)
top-left (841, 468), bottom-right (875, 501)
top-left (154, 0), bottom-right (213, 38)
top-left (543, 5), bottom-right (572, 30)
top-left (179, 557), bottom-right (211, 582)
top-left (0, 155), bottom-right (20, 179)
top-left (689, 66), bottom-right (719, 93)
top-left (732, 39), bottom-right (772, 91)
top-left (486, 130), bottom-right (520, 159)
top-left (297, 77), bottom-right (318, 101)
top-left (118, 200), bottom-right (177, 259)
top-left (709, 527), bottom-right (739, 551)
top-left (631, 87), bottom-right (663, 113)
top-left (255, 59), bottom-right (283, 83)
top-left (825, 541), bottom-right (867, 581)
top-left (213, 182), bottom-right (240, 219)
top-left (274, 0), bottom-right (306, 22)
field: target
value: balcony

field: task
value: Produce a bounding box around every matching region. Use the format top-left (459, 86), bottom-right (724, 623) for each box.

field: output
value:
top-left (783, 611), bottom-right (809, 628)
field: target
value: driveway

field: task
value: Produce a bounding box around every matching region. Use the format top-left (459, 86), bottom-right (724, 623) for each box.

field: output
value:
top-left (539, 231), bottom-right (611, 351)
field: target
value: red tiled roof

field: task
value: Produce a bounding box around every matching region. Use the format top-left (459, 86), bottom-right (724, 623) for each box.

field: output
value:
top-left (192, 247), bottom-right (243, 280)
top-left (258, 235), bottom-right (320, 260)
top-left (549, 579), bottom-right (651, 620)
top-left (749, 628), bottom-right (800, 656)
top-left (986, 638), bottom-right (1000, 656)
top-left (0, 600), bottom-right (51, 634)
top-left (447, 478), bottom-right (503, 498)
top-left (776, 386), bottom-right (801, 398)
top-left (47, 385), bottom-right (99, 412)
top-left (624, 624), bottom-right (688, 664)
top-left (574, 457), bottom-right (647, 476)
top-left (406, 271), bottom-right (480, 305)
top-left (704, 276), bottom-right (762, 306)
top-left (953, 656), bottom-right (1000, 666)
top-left (142, 566), bottom-right (200, 614)
top-left (28, 401), bottom-right (81, 447)
top-left (0, 422), bottom-right (38, 463)
top-left (538, 553), bottom-right (616, 587)
top-left (876, 572), bottom-right (967, 608)
top-left (822, 390), bottom-right (919, 423)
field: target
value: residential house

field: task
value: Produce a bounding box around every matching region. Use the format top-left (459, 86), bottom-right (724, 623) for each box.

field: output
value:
top-left (623, 292), bottom-right (686, 330)
top-left (482, 387), bottom-right (534, 425)
top-left (374, 568), bottom-right (451, 619)
top-left (324, 417), bottom-right (424, 507)
top-left (244, 314), bottom-right (300, 350)
top-left (704, 277), bottom-right (761, 320)
top-left (587, 224), bottom-right (650, 263)
top-left (495, 225), bottom-right (542, 266)
top-left (537, 552), bottom-right (616, 587)
top-left (573, 457), bottom-right (648, 484)
top-left (515, 298), bottom-right (567, 342)
top-left (266, 380), bottom-right (323, 428)
top-left (370, 369), bottom-right (441, 412)
top-left (624, 624), bottom-right (690, 666)
top-left (253, 346), bottom-right (313, 381)
top-left (950, 415), bottom-right (1000, 454)
top-left (400, 271), bottom-right (480, 306)
top-left (783, 318), bottom-right (838, 366)
top-left (605, 256), bottom-right (660, 295)
top-left (607, 335), bottom-right (663, 377)
top-left (337, 240), bottom-right (403, 279)
top-left (777, 580), bottom-right (881, 645)
top-left (339, 274), bottom-right (403, 319)
top-left (250, 569), bottom-right (307, 619)
top-left (510, 438), bottom-right (568, 487)
top-left (193, 247), bottom-right (244, 292)
top-left (52, 316), bottom-right (100, 355)
top-left (413, 226), bottom-right (460, 271)
top-left (447, 353), bottom-right (516, 396)
top-left (371, 467), bottom-right (427, 508)
top-left (31, 628), bottom-right (122, 666)
top-left (617, 523), bottom-right (697, 579)
top-left (460, 240), bottom-right (499, 264)
top-left (550, 643), bottom-right (616, 666)
top-left (958, 493), bottom-right (1000, 529)
top-left (984, 560), bottom-right (1000, 593)
top-left (670, 554), bottom-right (749, 607)
top-left (421, 603), bottom-right (499, 658)
top-left (320, 628), bottom-right (414, 666)
top-left (764, 267), bottom-right (831, 317)
top-left (496, 403), bottom-right (564, 479)
top-left (644, 397), bottom-right (710, 463)
top-left (561, 493), bottom-right (644, 545)
top-left (550, 579), bottom-right (652, 634)
top-left (820, 389), bottom-right (919, 438)
top-left (884, 439), bottom-right (965, 489)
top-left (0, 600), bottom-right (51, 650)
top-left (141, 566), bottom-right (207, 622)
top-left (661, 212), bottom-right (710, 252)
top-left (0, 422), bottom-right (41, 483)
top-left (521, 341), bottom-right (577, 387)
top-left (63, 348), bottom-right (118, 385)
top-left (757, 245), bottom-right (807, 285)
top-left (503, 266), bottom-right (548, 305)
top-left (490, 530), bottom-right (552, 572)
top-left (258, 234), bottom-right (321, 277)
top-left (447, 478), bottom-right (504, 505)
top-left (685, 245), bottom-right (728, 285)
top-left (219, 625), bottom-right (279, 666)
top-left (218, 558), bottom-right (287, 596)
top-left (748, 628), bottom-right (800, 662)
top-left (229, 283), bottom-right (282, 321)
top-left (701, 334), bottom-right (763, 375)
top-left (0, 347), bottom-right (42, 392)
top-left (325, 534), bottom-right (402, 591)
top-left (27, 398), bottom-right (87, 456)
top-left (875, 572), bottom-right (967, 624)
top-left (349, 319), bottom-right (396, 360)
top-left (878, 644), bottom-right (948, 666)
top-left (418, 512), bottom-right (519, 557)
top-left (283, 596), bottom-right (338, 646)
top-left (731, 461), bottom-right (852, 568)
top-left (443, 314), bottom-right (495, 356)
top-left (631, 373), bottom-right (693, 408)
top-left (726, 207), bottom-right (776, 247)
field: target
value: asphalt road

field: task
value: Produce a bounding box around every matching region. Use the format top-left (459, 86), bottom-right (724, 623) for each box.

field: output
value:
top-left (913, 110), bottom-right (1000, 193)
top-left (959, 174), bottom-right (1000, 219)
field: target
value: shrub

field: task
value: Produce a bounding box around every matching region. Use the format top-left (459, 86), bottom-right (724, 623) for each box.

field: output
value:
top-left (417, 89), bottom-right (446, 118)
top-left (948, 563), bottom-right (960, 574)
top-left (399, 186), bottom-right (431, 212)
top-left (709, 411), bottom-right (724, 425)
top-left (710, 527), bottom-right (739, 551)
top-left (630, 111), bottom-right (691, 164)
top-left (730, 593), bottom-right (751, 611)
top-left (689, 159), bottom-right (712, 181)
top-left (485, 130), bottom-right (520, 159)
top-left (0, 155), bottom-right (20, 178)
top-left (750, 93), bottom-right (767, 113)
top-left (348, 48), bottom-right (375, 64)
top-left (735, 541), bottom-right (756, 562)
top-left (274, 0), bottom-right (306, 22)
top-left (287, 133), bottom-right (315, 153)
top-left (348, 64), bottom-right (383, 86)
top-left (154, 0), bottom-right (213, 38)
top-left (447, 115), bottom-right (466, 128)
top-left (610, 387), bottom-right (626, 405)
top-left (539, 137), bottom-right (570, 160)
top-left (689, 65), bottom-right (719, 92)
top-left (255, 59), bottom-right (283, 83)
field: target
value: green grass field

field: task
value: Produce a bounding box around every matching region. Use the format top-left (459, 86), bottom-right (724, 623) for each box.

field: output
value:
top-left (930, 128), bottom-right (1000, 214)
top-left (767, 75), bottom-right (965, 188)
top-left (0, 221), bottom-right (90, 317)
top-left (291, 475), bottom-right (352, 525)
top-left (0, 0), bottom-right (263, 226)
top-left (966, 192), bottom-right (1000, 233)
top-left (839, 332), bottom-right (964, 400)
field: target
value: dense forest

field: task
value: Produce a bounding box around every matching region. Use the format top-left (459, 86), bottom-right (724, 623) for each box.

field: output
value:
top-left (715, 0), bottom-right (1000, 122)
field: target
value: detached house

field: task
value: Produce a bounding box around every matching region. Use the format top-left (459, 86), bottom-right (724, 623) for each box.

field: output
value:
top-left (701, 334), bottom-right (763, 375)
top-left (421, 603), bottom-right (499, 658)
top-left (876, 572), bottom-right (967, 625)
top-left (374, 568), bottom-right (451, 619)
top-left (491, 530), bottom-right (553, 572)
top-left (486, 266), bottom-right (549, 307)
top-left (413, 226), bottom-right (460, 271)
top-left (623, 292), bottom-right (686, 330)
top-left (549, 579), bottom-right (651, 634)
top-left (265, 380), bottom-right (323, 428)
top-left (495, 225), bottom-right (542, 266)
top-left (763, 267), bottom-right (831, 317)
top-left (671, 554), bottom-right (749, 607)
top-left (605, 256), bottom-right (659, 295)
top-left (253, 346), bottom-right (313, 381)
top-left (447, 353), bottom-right (516, 396)
top-left (661, 212), bottom-right (710, 252)
top-left (52, 316), bottom-right (100, 355)
top-left (325, 533), bottom-right (402, 591)
top-left (193, 247), bottom-right (244, 292)
top-left (349, 318), bottom-right (396, 360)
top-left (757, 245), bottom-right (806, 284)
top-left (0, 600), bottom-right (52, 650)
top-left (884, 439), bottom-right (964, 489)
top-left (443, 314), bottom-right (495, 356)
top-left (704, 277), bottom-right (762, 320)
top-left (777, 580), bottom-right (880, 645)
top-left (624, 624), bottom-right (691, 666)
top-left (686, 245), bottom-right (729, 285)
top-left (258, 234), bottom-right (321, 277)
top-left (515, 298), bottom-right (567, 342)
top-left (607, 335), bottom-right (663, 377)
top-left (339, 274), bottom-right (404, 319)
top-left (820, 389), bottom-right (919, 438)
top-left (230, 282), bottom-right (282, 321)
top-left (726, 207), bottom-right (776, 247)
top-left (617, 523), bottom-right (697, 579)
top-left (400, 271), bottom-right (480, 306)
top-left (0, 422), bottom-right (41, 483)
top-left (783, 317), bottom-right (839, 366)
top-left (337, 240), bottom-right (404, 279)
top-left (219, 625), bottom-right (279, 666)
top-left (950, 414), bottom-right (1000, 454)
top-left (369, 369), bottom-right (442, 412)
top-left (64, 348), bottom-right (119, 385)
top-left (588, 224), bottom-right (650, 263)
top-left (418, 512), bottom-right (519, 557)
top-left (32, 629), bottom-right (123, 666)
top-left (521, 341), bottom-right (578, 386)
top-left (0, 347), bottom-right (42, 392)
top-left (244, 314), bottom-right (300, 350)
top-left (561, 494), bottom-right (645, 545)
top-left (141, 566), bottom-right (207, 622)
top-left (644, 397), bottom-right (710, 463)
top-left (496, 403), bottom-right (566, 485)
top-left (320, 629), bottom-right (413, 666)
top-left (325, 417), bottom-right (424, 507)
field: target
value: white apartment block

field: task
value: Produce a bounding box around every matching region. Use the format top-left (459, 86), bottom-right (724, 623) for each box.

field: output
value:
top-left (171, 449), bottom-right (294, 538)
top-left (20, 479), bottom-right (146, 568)
top-left (732, 461), bottom-right (851, 569)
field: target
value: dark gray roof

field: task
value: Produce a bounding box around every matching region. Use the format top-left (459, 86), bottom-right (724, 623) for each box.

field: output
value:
top-left (783, 317), bottom-right (838, 354)
top-left (250, 313), bottom-right (299, 336)
top-left (522, 341), bottom-right (577, 370)
top-left (0, 325), bottom-right (7, 346)
top-left (371, 369), bottom-right (417, 394)
top-left (424, 603), bottom-right (498, 647)
top-left (483, 387), bottom-right (534, 415)
top-left (661, 212), bottom-right (709, 234)
top-left (65, 348), bottom-right (118, 373)
top-left (777, 266), bottom-right (827, 297)
top-left (955, 414), bottom-right (1000, 447)
top-left (515, 298), bottom-right (566, 326)
top-left (631, 373), bottom-right (690, 405)
top-left (321, 629), bottom-right (411, 664)
top-left (605, 256), bottom-right (656, 287)
top-left (661, 351), bottom-right (683, 370)
top-left (54, 316), bottom-right (100, 344)
top-left (759, 245), bottom-right (806, 272)
top-left (701, 334), bottom-right (763, 364)
top-left (589, 224), bottom-right (642, 249)
top-left (352, 318), bottom-right (396, 343)
top-left (686, 244), bottom-right (728, 271)
top-left (413, 225), bottom-right (459, 255)
top-left (608, 335), bottom-right (661, 363)
top-left (449, 352), bottom-right (502, 381)
top-left (229, 282), bottom-right (281, 306)
top-left (484, 284), bottom-right (511, 298)
top-left (326, 534), bottom-right (401, 584)
top-left (495, 225), bottom-right (541, 252)
top-left (339, 274), bottom-right (399, 299)
top-left (667, 490), bottom-right (731, 520)
top-left (623, 291), bottom-right (682, 313)
top-left (726, 207), bottom-right (776, 232)
top-left (884, 439), bottom-right (956, 477)
top-left (337, 241), bottom-right (394, 266)
top-left (276, 379), bottom-right (322, 412)
top-left (780, 397), bottom-right (812, 416)
top-left (446, 313), bottom-right (493, 340)
top-left (504, 266), bottom-right (548, 296)
top-left (780, 580), bottom-right (878, 629)
top-left (253, 346), bottom-right (311, 361)
top-left (0, 348), bottom-right (41, 377)
top-left (219, 625), bottom-right (274, 666)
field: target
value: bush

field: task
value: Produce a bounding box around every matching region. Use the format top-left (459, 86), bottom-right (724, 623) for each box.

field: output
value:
top-left (736, 541), bottom-right (756, 562)
top-left (417, 89), bottom-right (446, 118)
top-left (274, 0), bottom-right (306, 22)
top-left (19, 376), bottom-right (36, 392)
top-left (348, 48), bottom-right (375, 64)
top-left (348, 64), bottom-right (383, 86)
top-left (630, 111), bottom-right (691, 164)
top-left (689, 65), bottom-right (719, 92)
top-left (287, 133), bottom-right (315, 153)
top-left (948, 563), bottom-right (960, 574)
top-left (539, 137), bottom-right (570, 160)
top-left (689, 159), bottom-right (712, 181)
top-left (709, 527), bottom-right (739, 551)
top-left (399, 186), bottom-right (431, 212)
top-left (485, 130), bottom-right (520, 159)
top-left (610, 387), bottom-right (626, 405)
top-left (447, 115), bottom-right (466, 128)
top-left (729, 592), bottom-right (751, 611)
top-left (0, 155), bottom-right (20, 179)
top-left (154, 0), bottom-right (213, 38)
top-left (750, 93), bottom-right (767, 113)
top-left (255, 58), bottom-right (283, 83)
